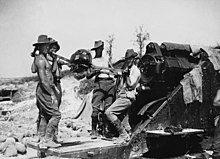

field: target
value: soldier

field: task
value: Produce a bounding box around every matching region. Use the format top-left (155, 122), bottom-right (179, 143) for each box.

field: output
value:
top-left (47, 38), bottom-right (62, 107)
top-left (86, 40), bottom-right (116, 139)
top-left (212, 72), bottom-right (220, 157)
top-left (32, 37), bottom-right (65, 106)
top-left (31, 37), bottom-right (66, 143)
top-left (31, 35), bottom-right (61, 148)
top-left (105, 49), bottom-right (141, 144)
top-left (47, 38), bottom-right (66, 143)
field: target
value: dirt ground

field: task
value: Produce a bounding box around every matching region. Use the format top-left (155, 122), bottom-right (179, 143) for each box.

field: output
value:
top-left (0, 75), bottom-right (92, 158)
top-left (0, 147), bottom-right (62, 159)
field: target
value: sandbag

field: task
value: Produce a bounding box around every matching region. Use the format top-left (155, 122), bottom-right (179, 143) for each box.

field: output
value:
top-left (4, 144), bottom-right (17, 157)
top-left (0, 142), bottom-right (4, 152)
top-left (4, 137), bottom-right (16, 146)
top-left (18, 133), bottom-right (25, 143)
top-left (7, 133), bottom-right (19, 142)
top-left (23, 130), bottom-right (33, 137)
top-left (21, 137), bottom-right (28, 147)
top-left (15, 142), bottom-right (26, 154)
top-left (0, 135), bottom-right (7, 143)
top-left (1, 137), bottom-right (16, 153)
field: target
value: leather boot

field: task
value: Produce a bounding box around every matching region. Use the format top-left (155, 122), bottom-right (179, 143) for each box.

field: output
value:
top-left (41, 119), bottom-right (61, 148)
top-left (91, 117), bottom-right (99, 139)
top-left (105, 120), bottom-right (119, 138)
top-left (112, 119), bottom-right (130, 144)
top-left (33, 117), bottom-right (47, 143)
top-left (53, 129), bottom-right (60, 143)
top-left (36, 116), bottom-right (40, 134)
top-left (34, 124), bottom-right (47, 143)
top-left (53, 128), bottom-right (63, 143)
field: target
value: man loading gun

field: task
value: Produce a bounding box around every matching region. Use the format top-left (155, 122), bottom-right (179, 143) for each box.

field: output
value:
top-left (86, 40), bottom-right (117, 139)
top-left (105, 49), bottom-right (141, 144)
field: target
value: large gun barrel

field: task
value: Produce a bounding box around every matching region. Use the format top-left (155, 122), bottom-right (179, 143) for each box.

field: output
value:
top-left (31, 50), bottom-right (71, 65)
top-left (47, 51), bottom-right (123, 76)
top-left (91, 65), bottom-right (122, 75)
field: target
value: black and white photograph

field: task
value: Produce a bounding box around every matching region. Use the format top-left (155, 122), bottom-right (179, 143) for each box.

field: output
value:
top-left (0, 0), bottom-right (220, 158)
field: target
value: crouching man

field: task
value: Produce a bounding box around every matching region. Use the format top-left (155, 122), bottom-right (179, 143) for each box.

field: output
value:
top-left (105, 49), bottom-right (141, 144)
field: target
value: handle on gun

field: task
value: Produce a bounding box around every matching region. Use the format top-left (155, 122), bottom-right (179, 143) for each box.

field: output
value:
top-left (91, 65), bottom-right (122, 76)
top-left (50, 52), bottom-right (71, 63)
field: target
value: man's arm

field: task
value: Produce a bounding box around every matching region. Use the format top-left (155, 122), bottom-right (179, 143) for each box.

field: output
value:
top-left (31, 60), bottom-right (37, 73)
top-left (52, 57), bottom-right (58, 73)
top-left (36, 58), bottom-right (56, 96)
top-left (125, 66), bottom-right (141, 90)
top-left (48, 54), bottom-right (69, 70)
top-left (86, 68), bottom-right (100, 79)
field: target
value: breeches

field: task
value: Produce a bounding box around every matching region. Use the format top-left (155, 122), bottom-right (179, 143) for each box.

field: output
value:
top-left (36, 84), bottom-right (61, 121)
top-left (105, 96), bottom-right (132, 122)
top-left (55, 82), bottom-right (62, 108)
top-left (92, 79), bottom-right (115, 118)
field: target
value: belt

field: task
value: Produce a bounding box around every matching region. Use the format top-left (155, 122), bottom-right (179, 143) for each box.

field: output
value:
top-left (97, 77), bottom-right (114, 81)
top-left (95, 77), bottom-right (114, 82)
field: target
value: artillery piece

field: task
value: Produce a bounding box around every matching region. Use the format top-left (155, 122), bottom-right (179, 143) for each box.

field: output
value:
top-left (128, 42), bottom-right (216, 158)
top-left (28, 43), bottom-right (217, 158)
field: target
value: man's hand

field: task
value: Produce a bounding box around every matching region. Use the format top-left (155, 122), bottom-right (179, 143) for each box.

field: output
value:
top-left (100, 69), bottom-right (110, 74)
top-left (94, 69), bottom-right (101, 74)
top-left (54, 86), bottom-right (60, 94)
top-left (113, 70), bottom-right (122, 77)
top-left (123, 68), bottom-right (130, 76)
top-left (49, 52), bottom-right (58, 59)
top-left (30, 52), bottom-right (35, 57)
top-left (51, 94), bottom-right (58, 105)
top-left (66, 62), bottom-right (72, 67)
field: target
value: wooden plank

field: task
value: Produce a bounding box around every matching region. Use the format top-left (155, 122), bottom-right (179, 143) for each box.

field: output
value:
top-left (27, 137), bottom-right (131, 159)
top-left (55, 138), bottom-right (115, 152)
top-left (57, 143), bottom-right (131, 159)
top-left (0, 96), bottom-right (11, 100)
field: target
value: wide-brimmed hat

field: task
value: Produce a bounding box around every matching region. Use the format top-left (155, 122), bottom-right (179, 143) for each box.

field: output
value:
top-left (48, 38), bottom-right (60, 51)
top-left (125, 49), bottom-right (138, 59)
top-left (91, 40), bottom-right (104, 50)
top-left (33, 35), bottom-right (50, 46)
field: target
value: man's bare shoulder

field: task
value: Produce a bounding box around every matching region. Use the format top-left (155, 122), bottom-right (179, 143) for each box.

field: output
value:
top-left (35, 55), bottom-right (46, 68)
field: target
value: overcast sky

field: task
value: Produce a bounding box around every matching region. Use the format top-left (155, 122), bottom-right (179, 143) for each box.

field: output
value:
top-left (0, 0), bottom-right (220, 78)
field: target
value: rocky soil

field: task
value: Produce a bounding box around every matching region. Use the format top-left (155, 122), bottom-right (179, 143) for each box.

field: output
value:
top-left (0, 75), bottom-right (91, 158)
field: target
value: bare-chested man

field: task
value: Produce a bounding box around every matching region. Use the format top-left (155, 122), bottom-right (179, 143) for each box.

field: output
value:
top-left (31, 37), bottom-right (63, 107)
top-left (32, 35), bottom-right (61, 148)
